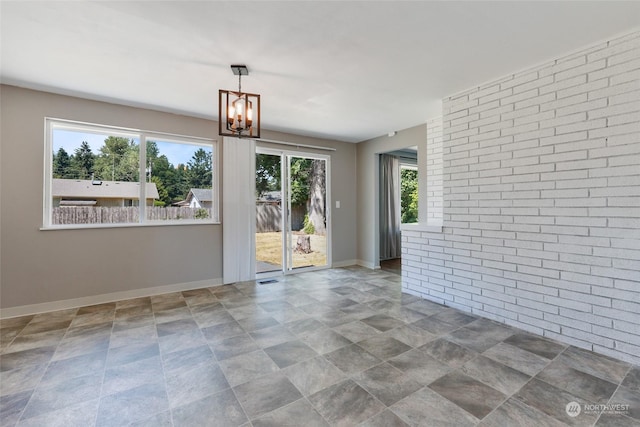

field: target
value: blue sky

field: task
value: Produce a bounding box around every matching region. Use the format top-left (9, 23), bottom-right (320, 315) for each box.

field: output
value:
top-left (53, 130), bottom-right (210, 166)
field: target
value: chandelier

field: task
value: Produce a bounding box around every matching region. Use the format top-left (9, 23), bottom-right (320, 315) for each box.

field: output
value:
top-left (218, 65), bottom-right (261, 138)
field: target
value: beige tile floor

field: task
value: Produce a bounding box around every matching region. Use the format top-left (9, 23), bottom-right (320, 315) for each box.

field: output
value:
top-left (1, 267), bottom-right (639, 426)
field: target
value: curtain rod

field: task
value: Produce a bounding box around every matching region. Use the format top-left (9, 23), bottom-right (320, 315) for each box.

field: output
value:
top-left (257, 138), bottom-right (337, 152)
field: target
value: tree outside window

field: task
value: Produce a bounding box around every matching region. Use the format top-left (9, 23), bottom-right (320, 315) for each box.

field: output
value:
top-left (400, 166), bottom-right (418, 224)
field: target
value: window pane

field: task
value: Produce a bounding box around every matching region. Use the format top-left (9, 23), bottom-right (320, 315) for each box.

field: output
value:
top-left (46, 120), bottom-right (217, 228)
top-left (51, 128), bottom-right (141, 225)
top-left (400, 166), bottom-right (418, 224)
top-left (145, 139), bottom-right (214, 222)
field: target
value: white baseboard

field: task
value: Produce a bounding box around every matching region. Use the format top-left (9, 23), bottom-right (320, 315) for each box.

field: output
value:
top-left (332, 259), bottom-right (358, 268)
top-left (356, 259), bottom-right (380, 270)
top-left (0, 278), bottom-right (223, 319)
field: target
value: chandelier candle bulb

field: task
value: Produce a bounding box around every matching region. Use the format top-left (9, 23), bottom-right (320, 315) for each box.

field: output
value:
top-left (236, 101), bottom-right (243, 118)
top-left (227, 106), bottom-right (235, 125)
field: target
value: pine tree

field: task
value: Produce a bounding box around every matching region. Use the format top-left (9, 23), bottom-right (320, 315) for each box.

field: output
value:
top-left (150, 155), bottom-right (178, 204)
top-left (52, 147), bottom-right (73, 178)
top-left (187, 148), bottom-right (212, 189)
top-left (72, 141), bottom-right (94, 179)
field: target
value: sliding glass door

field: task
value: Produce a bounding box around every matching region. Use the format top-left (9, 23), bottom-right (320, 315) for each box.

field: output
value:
top-left (255, 149), bottom-right (330, 275)
top-left (288, 155), bottom-right (328, 270)
top-left (255, 152), bottom-right (284, 274)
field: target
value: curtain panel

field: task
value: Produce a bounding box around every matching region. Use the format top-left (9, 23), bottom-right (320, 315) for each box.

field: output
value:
top-left (222, 137), bottom-right (256, 283)
top-left (379, 154), bottom-right (401, 260)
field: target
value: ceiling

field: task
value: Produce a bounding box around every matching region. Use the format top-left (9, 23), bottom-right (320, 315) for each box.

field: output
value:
top-left (2, 2), bottom-right (639, 143)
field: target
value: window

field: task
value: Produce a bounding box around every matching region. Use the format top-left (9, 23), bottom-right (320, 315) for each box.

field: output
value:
top-left (44, 119), bottom-right (217, 228)
top-left (400, 164), bottom-right (418, 224)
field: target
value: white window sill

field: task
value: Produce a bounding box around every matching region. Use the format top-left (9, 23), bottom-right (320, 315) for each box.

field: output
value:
top-left (40, 221), bottom-right (221, 231)
top-left (400, 222), bottom-right (443, 233)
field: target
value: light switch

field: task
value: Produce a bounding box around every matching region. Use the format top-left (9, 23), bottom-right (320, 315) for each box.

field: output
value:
top-left (336, 201), bottom-right (341, 209)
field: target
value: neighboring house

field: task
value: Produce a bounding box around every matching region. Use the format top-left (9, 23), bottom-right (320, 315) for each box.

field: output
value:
top-left (176, 188), bottom-right (213, 209)
top-left (52, 179), bottom-right (159, 207)
top-left (256, 191), bottom-right (281, 206)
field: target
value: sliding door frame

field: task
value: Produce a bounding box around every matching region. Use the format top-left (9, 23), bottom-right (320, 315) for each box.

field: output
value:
top-left (255, 146), bottom-right (332, 279)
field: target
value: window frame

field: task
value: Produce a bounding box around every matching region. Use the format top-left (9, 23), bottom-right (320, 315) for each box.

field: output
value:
top-left (43, 118), bottom-right (219, 229)
top-left (399, 162), bottom-right (418, 225)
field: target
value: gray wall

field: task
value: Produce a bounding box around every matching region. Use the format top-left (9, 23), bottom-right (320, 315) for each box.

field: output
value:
top-left (356, 124), bottom-right (427, 268)
top-left (0, 85), bottom-right (357, 310)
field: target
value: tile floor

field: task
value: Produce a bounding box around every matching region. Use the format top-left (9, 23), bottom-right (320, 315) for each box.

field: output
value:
top-left (1, 267), bottom-right (639, 426)
top-left (379, 258), bottom-right (402, 276)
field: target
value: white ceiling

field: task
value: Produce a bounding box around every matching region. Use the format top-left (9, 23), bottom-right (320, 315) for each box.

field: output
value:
top-left (2, 2), bottom-right (639, 143)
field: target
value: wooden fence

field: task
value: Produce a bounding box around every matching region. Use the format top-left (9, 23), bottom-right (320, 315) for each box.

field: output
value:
top-left (256, 205), bottom-right (306, 232)
top-left (256, 205), bottom-right (281, 232)
top-left (52, 205), bottom-right (305, 228)
top-left (52, 206), bottom-right (212, 224)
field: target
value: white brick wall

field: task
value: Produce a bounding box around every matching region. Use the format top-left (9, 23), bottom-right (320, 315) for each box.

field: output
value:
top-left (426, 118), bottom-right (443, 222)
top-left (404, 31), bottom-right (640, 365)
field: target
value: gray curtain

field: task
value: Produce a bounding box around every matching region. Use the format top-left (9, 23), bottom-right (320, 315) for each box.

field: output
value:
top-left (380, 154), bottom-right (401, 260)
